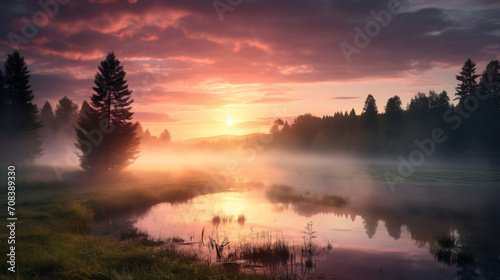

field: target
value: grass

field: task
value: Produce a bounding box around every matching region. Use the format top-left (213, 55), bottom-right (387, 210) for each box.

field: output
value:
top-left (238, 240), bottom-right (290, 266)
top-left (0, 168), bottom-right (267, 280)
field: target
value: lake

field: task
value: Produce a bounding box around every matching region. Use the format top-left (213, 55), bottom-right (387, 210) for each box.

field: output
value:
top-left (133, 156), bottom-right (500, 279)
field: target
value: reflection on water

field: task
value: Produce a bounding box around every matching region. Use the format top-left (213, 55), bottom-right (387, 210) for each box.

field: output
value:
top-left (134, 159), bottom-right (500, 279)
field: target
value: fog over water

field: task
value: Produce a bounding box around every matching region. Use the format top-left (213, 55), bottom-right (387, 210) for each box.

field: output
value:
top-left (112, 148), bottom-right (500, 279)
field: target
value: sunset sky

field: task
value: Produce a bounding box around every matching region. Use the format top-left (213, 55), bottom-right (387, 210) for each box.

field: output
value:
top-left (1, 0), bottom-right (499, 140)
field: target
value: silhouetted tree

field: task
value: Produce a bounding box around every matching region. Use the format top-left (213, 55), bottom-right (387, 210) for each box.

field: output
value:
top-left (437, 90), bottom-right (450, 113)
top-left (142, 128), bottom-right (152, 143)
top-left (159, 129), bottom-right (171, 142)
top-left (40, 101), bottom-right (57, 133)
top-left (349, 109), bottom-right (356, 117)
top-left (362, 94), bottom-right (378, 129)
top-left (135, 122), bottom-right (145, 139)
top-left (75, 52), bottom-right (140, 172)
top-left (385, 95), bottom-right (403, 117)
top-left (79, 100), bottom-right (91, 120)
top-left (455, 58), bottom-right (480, 103)
top-left (281, 121), bottom-right (290, 134)
top-left (479, 60), bottom-right (500, 99)
top-left (290, 114), bottom-right (321, 148)
top-left (40, 101), bottom-right (55, 123)
top-left (55, 96), bottom-right (79, 125)
top-left (270, 118), bottom-right (284, 134)
top-left (384, 95), bottom-right (404, 149)
top-left (428, 90), bottom-right (440, 114)
top-left (408, 92), bottom-right (430, 116)
top-left (0, 50), bottom-right (42, 164)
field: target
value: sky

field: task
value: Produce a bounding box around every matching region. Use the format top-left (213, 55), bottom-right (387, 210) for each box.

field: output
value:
top-left (1, 0), bottom-right (499, 140)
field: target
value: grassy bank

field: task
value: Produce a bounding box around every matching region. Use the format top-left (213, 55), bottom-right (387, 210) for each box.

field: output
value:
top-left (0, 168), bottom-right (267, 280)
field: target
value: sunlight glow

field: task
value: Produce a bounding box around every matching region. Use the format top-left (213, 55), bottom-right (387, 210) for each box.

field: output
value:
top-left (226, 117), bottom-right (234, 126)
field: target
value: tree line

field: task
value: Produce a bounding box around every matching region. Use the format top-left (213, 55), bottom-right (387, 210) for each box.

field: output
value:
top-left (1, 51), bottom-right (499, 170)
top-left (269, 58), bottom-right (500, 161)
top-left (0, 51), bottom-right (144, 172)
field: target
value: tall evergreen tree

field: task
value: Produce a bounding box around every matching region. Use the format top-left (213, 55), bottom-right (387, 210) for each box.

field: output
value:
top-left (480, 60), bottom-right (500, 99)
top-left (437, 90), bottom-right (450, 112)
top-left (40, 101), bottom-right (55, 123)
top-left (40, 101), bottom-right (56, 132)
top-left (455, 58), bottom-right (480, 103)
top-left (159, 129), bottom-right (171, 142)
top-left (362, 94), bottom-right (378, 129)
top-left (143, 128), bottom-right (152, 143)
top-left (55, 96), bottom-right (79, 124)
top-left (79, 100), bottom-right (91, 120)
top-left (0, 50), bottom-right (42, 164)
top-left (75, 52), bottom-right (139, 172)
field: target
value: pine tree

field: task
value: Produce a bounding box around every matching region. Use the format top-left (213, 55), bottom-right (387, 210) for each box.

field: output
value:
top-left (455, 58), bottom-right (480, 103)
top-left (0, 50), bottom-right (42, 164)
top-left (479, 60), bottom-right (500, 106)
top-left (75, 52), bottom-right (139, 172)
top-left (40, 101), bottom-right (55, 123)
top-left (437, 91), bottom-right (450, 113)
top-left (281, 121), bottom-right (290, 134)
top-left (143, 128), bottom-right (152, 143)
top-left (349, 108), bottom-right (356, 118)
top-left (159, 129), bottom-right (171, 142)
top-left (79, 100), bottom-right (91, 120)
top-left (40, 101), bottom-right (56, 132)
top-left (362, 94), bottom-right (378, 129)
top-left (55, 96), bottom-right (79, 125)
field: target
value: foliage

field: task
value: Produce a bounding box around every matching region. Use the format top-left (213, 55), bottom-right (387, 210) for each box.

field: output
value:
top-left (0, 50), bottom-right (43, 164)
top-left (75, 52), bottom-right (140, 172)
top-left (267, 58), bottom-right (500, 160)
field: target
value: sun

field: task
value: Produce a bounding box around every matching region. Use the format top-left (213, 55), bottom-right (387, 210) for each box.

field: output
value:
top-left (226, 117), bottom-right (234, 126)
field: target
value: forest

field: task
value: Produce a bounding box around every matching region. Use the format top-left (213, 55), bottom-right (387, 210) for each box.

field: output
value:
top-left (1, 51), bottom-right (499, 170)
top-left (266, 59), bottom-right (500, 162)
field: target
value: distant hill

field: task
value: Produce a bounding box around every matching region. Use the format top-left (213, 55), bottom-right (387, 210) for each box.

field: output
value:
top-left (177, 133), bottom-right (267, 145)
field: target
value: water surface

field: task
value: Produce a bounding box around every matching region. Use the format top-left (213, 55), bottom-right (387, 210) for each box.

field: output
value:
top-left (134, 159), bottom-right (500, 279)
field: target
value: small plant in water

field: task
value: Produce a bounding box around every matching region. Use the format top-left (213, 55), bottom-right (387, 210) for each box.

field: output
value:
top-left (302, 222), bottom-right (316, 259)
top-left (200, 226), bottom-right (230, 262)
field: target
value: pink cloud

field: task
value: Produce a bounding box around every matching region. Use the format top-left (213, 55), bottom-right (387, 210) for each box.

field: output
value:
top-left (134, 112), bottom-right (179, 122)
